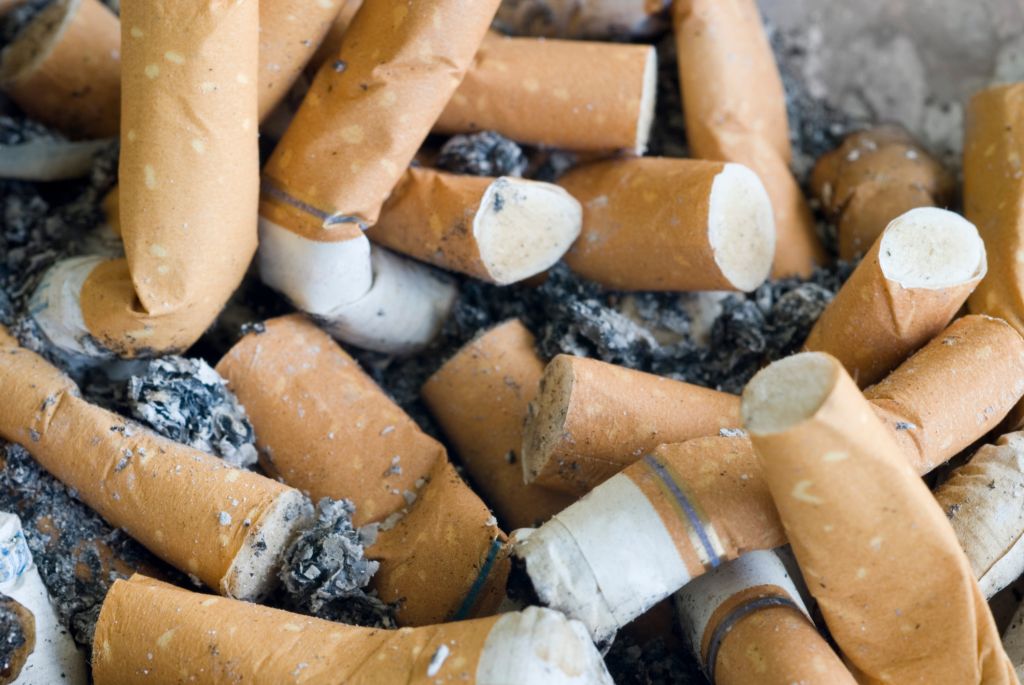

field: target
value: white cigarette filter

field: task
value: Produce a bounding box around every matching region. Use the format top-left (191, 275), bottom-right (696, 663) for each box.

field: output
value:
top-left (675, 550), bottom-right (856, 685)
top-left (1005, 602), bottom-right (1024, 682)
top-left (493, 0), bottom-right (671, 39)
top-left (92, 575), bottom-right (614, 685)
top-left (365, 167), bottom-right (582, 285)
top-left (0, 512), bottom-right (88, 685)
top-left (557, 158), bottom-right (776, 292)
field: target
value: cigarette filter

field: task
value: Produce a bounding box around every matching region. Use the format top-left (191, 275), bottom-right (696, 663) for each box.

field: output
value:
top-left (0, 327), bottom-right (309, 601)
top-left (805, 207), bottom-right (986, 387)
top-left (557, 157), bottom-right (775, 292)
top-left (743, 352), bottom-right (1016, 684)
top-left (1006, 603), bottom-right (1024, 682)
top-left (366, 167), bottom-right (582, 285)
top-left (514, 435), bottom-right (781, 645)
top-left (676, 550), bottom-right (855, 685)
top-left (435, 33), bottom-right (657, 154)
top-left (522, 354), bottom-right (741, 495)
top-left (966, 84), bottom-right (1024, 334)
top-left (307, 0), bottom-right (363, 76)
top-left (674, 0), bottom-right (825, 278)
top-left (493, 0), bottom-right (671, 39)
top-left (421, 320), bottom-right (574, 530)
top-left (93, 575), bottom-right (613, 685)
top-left (811, 126), bottom-right (955, 259)
top-left (0, 0), bottom-right (120, 140)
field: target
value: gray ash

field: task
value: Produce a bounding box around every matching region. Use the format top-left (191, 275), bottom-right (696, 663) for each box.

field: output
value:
top-left (0, 594), bottom-right (29, 681)
top-left (436, 131), bottom-right (529, 178)
top-left (0, 0), bottom-right (47, 44)
top-left (278, 498), bottom-right (394, 629)
top-left (604, 635), bottom-right (706, 685)
top-left (124, 357), bottom-right (258, 468)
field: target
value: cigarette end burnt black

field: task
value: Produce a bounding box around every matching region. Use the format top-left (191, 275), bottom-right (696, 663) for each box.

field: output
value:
top-left (436, 131), bottom-right (528, 178)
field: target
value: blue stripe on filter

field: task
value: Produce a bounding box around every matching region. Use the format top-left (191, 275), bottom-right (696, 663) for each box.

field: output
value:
top-left (643, 454), bottom-right (722, 569)
top-left (451, 537), bottom-right (504, 621)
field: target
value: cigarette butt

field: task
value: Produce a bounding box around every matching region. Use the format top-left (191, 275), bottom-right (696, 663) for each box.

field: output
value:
top-left (865, 314), bottom-right (1024, 474)
top-left (0, 593), bottom-right (33, 685)
top-left (673, 0), bottom-right (825, 278)
top-left (557, 157), bottom-right (775, 292)
top-left (435, 33), bottom-right (657, 154)
top-left (422, 320), bottom-right (574, 531)
top-left (805, 208), bottom-right (986, 387)
top-left (493, 0), bottom-right (671, 39)
top-left (743, 352), bottom-right (1016, 684)
top-left (307, 0), bottom-right (364, 77)
top-left (92, 574), bottom-right (613, 685)
top-left (0, 0), bottom-right (120, 140)
top-left (0, 326), bottom-right (309, 601)
top-left (522, 354), bottom-right (741, 495)
top-left (676, 550), bottom-right (855, 685)
top-left (367, 167), bottom-right (582, 285)
top-left (261, 0), bottom-right (500, 235)
top-left (1005, 602), bottom-right (1024, 682)
top-left (811, 126), bottom-right (955, 260)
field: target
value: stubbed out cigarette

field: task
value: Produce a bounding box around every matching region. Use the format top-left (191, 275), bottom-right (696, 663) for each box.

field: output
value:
top-left (676, 550), bottom-right (855, 685)
top-left (0, 326), bottom-right (309, 601)
top-left (493, 0), bottom-right (671, 39)
top-left (805, 207), bottom-right (987, 387)
top-left (93, 574), bottom-right (613, 685)
top-left (966, 84), bottom-right (1024, 334)
top-left (0, 0), bottom-right (120, 140)
top-left (217, 316), bottom-right (509, 625)
top-left (743, 352), bottom-right (1016, 684)
top-left (435, 33), bottom-right (657, 154)
top-left (811, 126), bottom-right (955, 259)
top-left (674, 0), bottom-right (825, 278)
top-left (1005, 602), bottom-right (1024, 682)
top-left (366, 167), bottom-right (582, 285)
top-left (557, 157), bottom-right (775, 292)
top-left (522, 354), bottom-right (741, 495)
top-left (422, 320), bottom-right (574, 530)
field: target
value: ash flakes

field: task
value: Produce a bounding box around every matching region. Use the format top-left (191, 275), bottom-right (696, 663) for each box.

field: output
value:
top-left (436, 131), bottom-right (529, 178)
top-left (604, 635), bottom-right (705, 685)
top-left (0, 593), bottom-right (28, 679)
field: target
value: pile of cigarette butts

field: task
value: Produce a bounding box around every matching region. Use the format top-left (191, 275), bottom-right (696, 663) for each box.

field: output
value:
top-left (3, 0), bottom-right (1024, 682)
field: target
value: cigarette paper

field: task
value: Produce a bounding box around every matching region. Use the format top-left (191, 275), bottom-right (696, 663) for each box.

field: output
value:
top-left (307, 0), bottom-right (363, 77)
top-left (557, 157), bottom-right (775, 292)
top-left (522, 354), bottom-right (741, 495)
top-left (92, 574), bottom-right (613, 685)
top-left (966, 84), bottom-right (1024, 333)
top-left (1006, 602), bottom-right (1024, 682)
top-left (743, 352), bottom-right (1016, 684)
top-left (0, 0), bottom-right (120, 140)
top-left (435, 33), bottom-right (657, 154)
top-left (493, 0), bottom-right (671, 40)
top-left (811, 126), bottom-right (955, 259)
top-left (676, 550), bottom-right (855, 685)
top-left (674, 0), bottom-right (825, 278)
top-left (422, 320), bottom-right (574, 530)
top-left (805, 207), bottom-right (986, 387)
top-left (366, 167), bottom-right (582, 285)
top-left (0, 512), bottom-right (87, 685)
top-left (0, 326), bottom-right (308, 601)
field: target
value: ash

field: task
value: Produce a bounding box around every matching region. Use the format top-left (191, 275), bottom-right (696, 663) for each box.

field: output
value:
top-left (278, 498), bottom-right (395, 629)
top-left (604, 636), bottom-right (705, 685)
top-left (0, 0), bottom-right (47, 44)
top-left (124, 357), bottom-right (258, 468)
top-left (436, 131), bottom-right (528, 178)
top-left (0, 594), bottom-right (28, 678)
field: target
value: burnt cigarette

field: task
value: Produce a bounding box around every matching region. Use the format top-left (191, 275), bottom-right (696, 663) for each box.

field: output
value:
top-left (521, 354), bottom-right (741, 495)
top-left (812, 126), bottom-right (955, 259)
top-left (435, 33), bottom-right (657, 154)
top-left (421, 320), bottom-right (574, 530)
top-left (0, 0), bottom-right (120, 140)
top-left (805, 207), bottom-right (986, 387)
top-left (493, 0), bottom-right (671, 40)
top-left (217, 316), bottom-right (509, 626)
top-left (676, 550), bottom-right (856, 685)
top-left (673, 0), bottom-right (825, 278)
top-left (557, 158), bottom-right (775, 292)
top-left (92, 574), bottom-right (613, 685)
top-left (0, 326), bottom-right (309, 601)
top-left (366, 167), bottom-right (582, 285)
top-left (743, 351), bottom-right (1015, 683)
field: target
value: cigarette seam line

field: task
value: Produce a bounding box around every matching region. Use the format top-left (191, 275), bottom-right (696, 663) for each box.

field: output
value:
top-left (450, 536), bottom-right (503, 621)
top-left (642, 454), bottom-right (723, 571)
top-left (704, 595), bottom-right (802, 684)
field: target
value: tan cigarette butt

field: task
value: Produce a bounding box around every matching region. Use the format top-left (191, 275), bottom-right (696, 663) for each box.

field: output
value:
top-left (307, 0), bottom-right (364, 77)
top-left (0, 0), bottom-right (120, 140)
top-left (522, 354), bottom-right (741, 495)
top-left (367, 167), bottom-right (582, 285)
top-left (435, 33), bottom-right (657, 154)
top-left (811, 126), bottom-right (955, 260)
top-left (421, 320), bottom-right (574, 530)
top-left (805, 207), bottom-right (986, 388)
top-left (966, 84), bottom-right (1024, 335)
top-left (743, 352), bottom-right (1016, 684)
top-left (92, 575), bottom-right (614, 685)
top-left (493, 0), bottom-right (671, 40)
top-left (0, 327), bottom-right (308, 601)
top-left (674, 0), bottom-right (825, 278)
top-left (865, 314), bottom-right (1024, 475)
